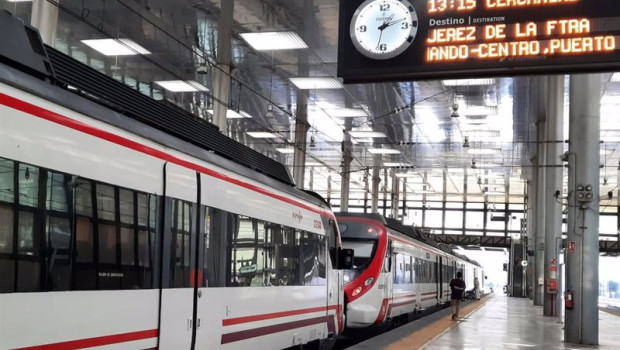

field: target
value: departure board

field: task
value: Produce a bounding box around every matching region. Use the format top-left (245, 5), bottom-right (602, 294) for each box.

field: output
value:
top-left (337, 0), bottom-right (620, 83)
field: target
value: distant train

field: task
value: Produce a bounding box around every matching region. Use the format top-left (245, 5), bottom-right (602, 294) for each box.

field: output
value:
top-left (0, 13), bottom-right (352, 350)
top-left (336, 213), bottom-right (484, 329)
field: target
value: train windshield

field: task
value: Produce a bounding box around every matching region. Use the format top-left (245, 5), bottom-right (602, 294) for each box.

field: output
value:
top-left (338, 220), bottom-right (378, 283)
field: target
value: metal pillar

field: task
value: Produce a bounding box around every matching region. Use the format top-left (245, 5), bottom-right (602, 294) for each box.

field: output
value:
top-left (543, 75), bottom-right (564, 316)
top-left (391, 171), bottom-right (399, 219)
top-left (371, 157), bottom-right (381, 213)
top-left (341, 120), bottom-right (353, 212)
top-left (526, 170), bottom-right (537, 301)
top-left (31, 0), bottom-right (59, 46)
top-left (534, 77), bottom-right (548, 306)
top-left (212, 0), bottom-right (234, 133)
top-left (565, 74), bottom-right (600, 345)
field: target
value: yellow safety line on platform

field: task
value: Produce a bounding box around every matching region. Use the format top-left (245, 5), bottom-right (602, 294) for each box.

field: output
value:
top-left (383, 296), bottom-right (493, 350)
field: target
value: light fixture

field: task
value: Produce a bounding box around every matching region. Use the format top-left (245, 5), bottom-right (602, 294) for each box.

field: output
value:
top-left (451, 104), bottom-right (459, 118)
top-left (275, 148), bottom-right (295, 154)
top-left (463, 136), bottom-right (470, 148)
top-left (368, 148), bottom-right (401, 155)
top-left (239, 31), bottom-right (308, 51)
top-left (290, 77), bottom-right (343, 90)
top-left (484, 191), bottom-right (505, 196)
top-left (349, 130), bottom-right (387, 138)
top-left (324, 108), bottom-right (368, 118)
top-left (246, 131), bottom-right (280, 139)
top-left (443, 78), bottom-right (495, 86)
top-left (154, 80), bottom-right (209, 92)
top-left (416, 190), bottom-right (435, 194)
top-left (81, 39), bottom-right (151, 56)
top-left (611, 73), bottom-right (620, 82)
top-left (471, 159), bottom-right (477, 169)
top-left (207, 109), bottom-right (252, 119)
top-left (384, 162), bottom-right (412, 167)
top-left (309, 135), bottom-right (316, 148)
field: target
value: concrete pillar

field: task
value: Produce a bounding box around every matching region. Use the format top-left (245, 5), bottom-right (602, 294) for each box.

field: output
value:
top-left (31, 0), bottom-right (59, 46)
top-left (544, 75), bottom-right (564, 317)
top-left (534, 77), bottom-right (548, 306)
top-left (212, 0), bottom-right (234, 133)
top-left (565, 74), bottom-right (600, 345)
top-left (371, 156), bottom-right (381, 213)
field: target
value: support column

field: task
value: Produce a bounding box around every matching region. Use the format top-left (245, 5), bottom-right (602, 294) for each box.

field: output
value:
top-left (340, 117), bottom-right (353, 212)
top-left (544, 75), bottom-right (564, 316)
top-left (526, 169), bottom-right (537, 301)
top-left (212, 0), bottom-right (233, 133)
top-left (565, 74), bottom-right (600, 345)
top-left (534, 77), bottom-right (548, 306)
top-left (31, 0), bottom-right (59, 45)
top-left (391, 171), bottom-right (399, 219)
top-left (371, 156), bottom-right (381, 213)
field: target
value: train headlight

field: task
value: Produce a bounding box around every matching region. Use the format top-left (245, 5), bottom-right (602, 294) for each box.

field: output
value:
top-left (344, 274), bottom-right (351, 283)
top-left (364, 277), bottom-right (374, 286)
top-left (352, 286), bottom-right (363, 297)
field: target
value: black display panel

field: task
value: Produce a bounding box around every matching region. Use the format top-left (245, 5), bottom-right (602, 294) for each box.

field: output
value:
top-left (338, 0), bottom-right (620, 83)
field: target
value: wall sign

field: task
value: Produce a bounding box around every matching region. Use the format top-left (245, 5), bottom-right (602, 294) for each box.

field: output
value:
top-left (338, 0), bottom-right (620, 83)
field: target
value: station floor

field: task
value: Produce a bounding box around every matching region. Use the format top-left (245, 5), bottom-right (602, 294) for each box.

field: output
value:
top-left (347, 295), bottom-right (620, 350)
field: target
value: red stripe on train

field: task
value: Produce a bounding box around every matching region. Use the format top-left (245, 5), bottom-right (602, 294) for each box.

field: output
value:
top-left (0, 92), bottom-right (331, 219)
top-left (223, 305), bottom-right (339, 326)
top-left (9, 329), bottom-right (158, 350)
top-left (221, 316), bottom-right (335, 344)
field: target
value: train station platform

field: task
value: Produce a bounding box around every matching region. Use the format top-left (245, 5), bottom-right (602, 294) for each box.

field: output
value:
top-left (347, 295), bottom-right (620, 350)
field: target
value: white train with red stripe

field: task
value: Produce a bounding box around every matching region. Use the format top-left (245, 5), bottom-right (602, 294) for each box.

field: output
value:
top-left (336, 213), bottom-right (484, 329)
top-left (0, 13), bottom-right (353, 350)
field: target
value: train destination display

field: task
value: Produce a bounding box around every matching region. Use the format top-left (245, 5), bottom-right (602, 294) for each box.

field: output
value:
top-left (338, 0), bottom-right (620, 83)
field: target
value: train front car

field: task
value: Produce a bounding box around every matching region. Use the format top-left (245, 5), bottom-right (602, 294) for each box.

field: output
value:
top-left (336, 214), bottom-right (389, 329)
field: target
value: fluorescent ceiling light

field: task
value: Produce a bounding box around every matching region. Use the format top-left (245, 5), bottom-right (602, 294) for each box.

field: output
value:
top-left (384, 162), bottom-right (412, 167)
top-left (81, 38), bottom-right (150, 56)
top-left (484, 191), bottom-right (505, 196)
top-left (290, 77), bottom-right (343, 90)
top-left (154, 80), bottom-right (209, 92)
top-left (368, 148), bottom-right (401, 155)
top-left (207, 109), bottom-right (252, 119)
top-left (275, 148), bottom-right (295, 154)
top-left (306, 161), bottom-right (323, 166)
top-left (324, 108), bottom-right (368, 118)
top-left (468, 148), bottom-right (502, 155)
top-left (240, 31), bottom-right (308, 51)
top-left (461, 106), bottom-right (497, 116)
top-left (443, 79), bottom-right (495, 86)
top-left (246, 131), bottom-right (280, 139)
top-left (395, 173), bottom-right (421, 179)
top-left (475, 163), bottom-right (503, 168)
top-left (349, 131), bottom-right (386, 138)
top-left (611, 73), bottom-right (620, 82)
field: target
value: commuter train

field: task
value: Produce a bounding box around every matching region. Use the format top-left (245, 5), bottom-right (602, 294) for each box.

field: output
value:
top-left (336, 213), bottom-right (484, 329)
top-left (0, 13), bottom-right (351, 350)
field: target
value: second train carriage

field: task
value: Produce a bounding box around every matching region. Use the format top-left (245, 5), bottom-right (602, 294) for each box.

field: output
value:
top-left (335, 213), bottom-right (484, 329)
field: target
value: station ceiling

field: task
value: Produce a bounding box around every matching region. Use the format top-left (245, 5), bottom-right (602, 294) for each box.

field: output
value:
top-left (4, 0), bottom-right (620, 208)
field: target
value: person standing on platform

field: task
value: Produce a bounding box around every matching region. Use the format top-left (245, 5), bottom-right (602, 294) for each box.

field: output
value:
top-left (449, 271), bottom-right (466, 320)
top-left (474, 277), bottom-right (481, 300)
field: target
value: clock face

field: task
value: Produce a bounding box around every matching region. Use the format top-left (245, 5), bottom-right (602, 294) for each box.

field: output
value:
top-left (350, 0), bottom-right (418, 60)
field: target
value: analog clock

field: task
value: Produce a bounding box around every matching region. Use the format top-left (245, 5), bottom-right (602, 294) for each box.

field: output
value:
top-left (350, 0), bottom-right (419, 60)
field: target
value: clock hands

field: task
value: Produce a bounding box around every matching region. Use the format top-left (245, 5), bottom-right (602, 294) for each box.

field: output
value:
top-left (385, 17), bottom-right (407, 28)
top-left (376, 14), bottom-right (394, 49)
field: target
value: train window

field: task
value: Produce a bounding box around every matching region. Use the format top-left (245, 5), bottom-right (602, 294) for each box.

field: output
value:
top-left (0, 159), bottom-right (14, 203)
top-left (0, 206), bottom-right (13, 254)
top-left (0, 157), bottom-right (159, 292)
top-left (119, 189), bottom-right (134, 224)
top-left (171, 199), bottom-right (193, 288)
top-left (18, 164), bottom-right (39, 207)
top-left (96, 184), bottom-right (116, 221)
top-left (405, 256), bottom-right (413, 284)
top-left (46, 173), bottom-right (69, 212)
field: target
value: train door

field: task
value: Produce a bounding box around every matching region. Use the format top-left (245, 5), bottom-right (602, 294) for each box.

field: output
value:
top-left (158, 164), bottom-right (201, 349)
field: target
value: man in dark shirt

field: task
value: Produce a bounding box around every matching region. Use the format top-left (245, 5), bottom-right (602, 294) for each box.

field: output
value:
top-left (449, 271), bottom-right (466, 320)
